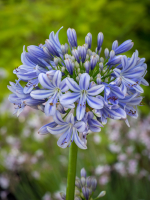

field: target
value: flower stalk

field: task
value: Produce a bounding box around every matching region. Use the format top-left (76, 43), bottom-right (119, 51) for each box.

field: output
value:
top-left (66, 141), bottom-right (78, 200)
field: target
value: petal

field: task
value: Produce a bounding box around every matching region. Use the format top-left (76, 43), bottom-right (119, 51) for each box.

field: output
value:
top-left (89, 125), bottom-right (101, 132)
top-left (105, 106), bottom-right (126, 120)
top-left (88, 85), bottom-right (104, 96)
top-left (31, 89), bottom-right (54, 99)
top-left (59, 78), bottom-right (69, 92)
top-left (76, 93), bottom-right (87, 120)
top-left (88, 119), bottom-right (103, 127)
top-left (125, 105), bottom-right (138, 118)
top-left (73, 128), bottom-right (87, 149)
top-left (47, 124), bottom-right (69, 134)
top-left (53, 70), bottom-right (62, 87)
top-left (66, 113), bottom-right (74, 124)
top-left (44, 93), bottom-right (58, 116)
top-left (123, 78), bottom-right (144, 93)
top-left (121, 55), bottom-right (128, 70)
top-left (66, 78), bottom-right (80, 92)
top-left (23, 78), bottom-right (39, 94)
top-left (57, 127), bottom-right (72, 148)
top-left (62, 103), bottom-right (75, 108)
top-left (60, 92), bottom-right (80, 105)
top-left (110, 85), bottom-right (125, 99)
top-left (17, 71), bottom-right (37, 81)
top-left (74, 121), bottom-right (85, 132)
top-left (123, 67), bottom-right (145, 79)
top-left (38, 122), bottom-right (57, 135)
top-left (79, 73), bottom-right (90, 90)
top-left (53, 110), bottom-right (66, 125)
top-left (87, 96), bottom-right (104, 109)
top-left (23, 97), bottom-right (45, 106)
top-left (120, 82), bottom-right (127, 95)
top-left (38, 73), bottom-right (55, 89)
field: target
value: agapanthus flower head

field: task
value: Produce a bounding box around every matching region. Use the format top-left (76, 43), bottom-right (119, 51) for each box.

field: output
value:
top-left (8, 26), bottom-right (149, 149)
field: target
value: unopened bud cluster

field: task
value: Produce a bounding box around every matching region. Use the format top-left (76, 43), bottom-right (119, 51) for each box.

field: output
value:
top-left (60, 168), bottom-right (106, 200)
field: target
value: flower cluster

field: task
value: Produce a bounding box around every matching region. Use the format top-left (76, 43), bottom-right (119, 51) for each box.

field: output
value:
top-left (8, 27), bottom-right (148, 149)
top-left (60, 168), bottom-right (106, 200)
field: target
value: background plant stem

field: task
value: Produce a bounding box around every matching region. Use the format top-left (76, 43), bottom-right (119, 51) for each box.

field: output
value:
top-left (66, 141), bottom-right (78, 200)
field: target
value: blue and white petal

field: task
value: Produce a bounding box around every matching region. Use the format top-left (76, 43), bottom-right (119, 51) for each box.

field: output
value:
top-left (87, 95), bottom-right (104, 109)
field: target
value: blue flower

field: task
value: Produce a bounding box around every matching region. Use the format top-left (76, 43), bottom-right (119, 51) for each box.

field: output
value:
top-left (113, 51), bottom-right (145, 94)
top-left (46, 111), bottom-right (86, 149)
top-left (82, 112), bottom-right (103, 134)
top-left (112, 39), bottom-right (133, 55)
top-left (8, 81), bottom-right (45, 116)
top-left (8, 26), bottom-right (149, 149)
top-left (30, 70), bottom-right (68, 116)
top-left (103, 82), bottom-right (124, 105)
top-left (60, 73), bottom-right (104, 120)
top-left (95, 96), bottom-right (126, 124)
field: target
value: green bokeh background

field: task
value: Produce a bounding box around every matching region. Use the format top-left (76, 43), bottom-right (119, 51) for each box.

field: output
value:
top-left (0, 0), bottom-right (150, 200)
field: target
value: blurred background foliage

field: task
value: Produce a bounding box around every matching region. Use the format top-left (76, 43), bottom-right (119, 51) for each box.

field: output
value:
top-left (0, 0), bottom-right (150, 199)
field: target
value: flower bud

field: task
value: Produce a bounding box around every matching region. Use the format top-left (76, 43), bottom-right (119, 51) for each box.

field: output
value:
top-left (54, 57), bottom-right (59, 65)
top-left (91, 177), bottom-right (97, 191)
top-left (83, 43), bottom-right (88, 50)
top-left (90, 55), bottom-right (97, 70)
top-left (110, 50), bottom-right (115, 59)
top-left (64, 58), bottom-right (74, 75)
top-left (97, 76), bottom-right (101, 85)
top-left (80, 46), bottom-right (87, 63)
top-left (75, 188), bottom-right (80, 196)
top-left (78, 73), bottom-right (81, 78)
top-left (81, 177), bottom-right (86, 186)
top-left (81, 168), bottom-right (86, 178)
top-left (61, 66), bottom-right (65, 72)
top-left (60, 192), bottom-right (66, 200)
top-left (75, 178), bottom-right (81, 189)
top-left (77, 46), bottom-right (82, 56)
top-left (57, 104), bottom-right (66, 114)
top-left (42, 46), bottom-right (53, 59)
top-left (99, 62), bottom-right (103, 71)
top-left (72, 49), bottom-right (80, 63)
top-left (76, 76), bottom-right (79, 82)
top-left (84, 61), bottom-right (91, 73)
top-left (86, 54), bottom-right (89, 60)
top-left (87, 49), bottom-right (92, 56)
top-left (112, 40), bottom-right (118, 51)
top-left (97, 32), bottom-right (104, 51)
top-left (82, 187), bottom-right (90, 200)
top-left (65, 54), bottom-right (70, 59)
top-left (61, 45), bottom-right (66, 55)
top-left (86, 176), bottom-right (91, 188)
top-left (104, 48), bottom-right (109, 59)
top-left (115, 40), bottom-right (134, 55)
top-left (77, 68), bottom-right (80, 73)
top-left (75, 61), bottom-right (79, 68)
top-left (45, 39), bottom-right (60, 57)
top-left (85, 33), bottom-right (92, 49)
top-left (96, 54), bottom-right (99, 62)
top-left (100, 57), bottom-right (104, 63)
top-left (67, 28), bottom-right (77, 47)
top-left (107, 55), bottom-right (122, 65)
top-left (97, 191), bottom-right (106, 198)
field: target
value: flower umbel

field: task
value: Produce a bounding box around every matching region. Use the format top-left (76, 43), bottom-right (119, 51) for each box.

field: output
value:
top-left (8, 26), bottom-right (149, 149)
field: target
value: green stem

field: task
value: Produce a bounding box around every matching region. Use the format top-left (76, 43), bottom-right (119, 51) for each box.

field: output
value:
top-left (66, 141), bottom-right (78, 200)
